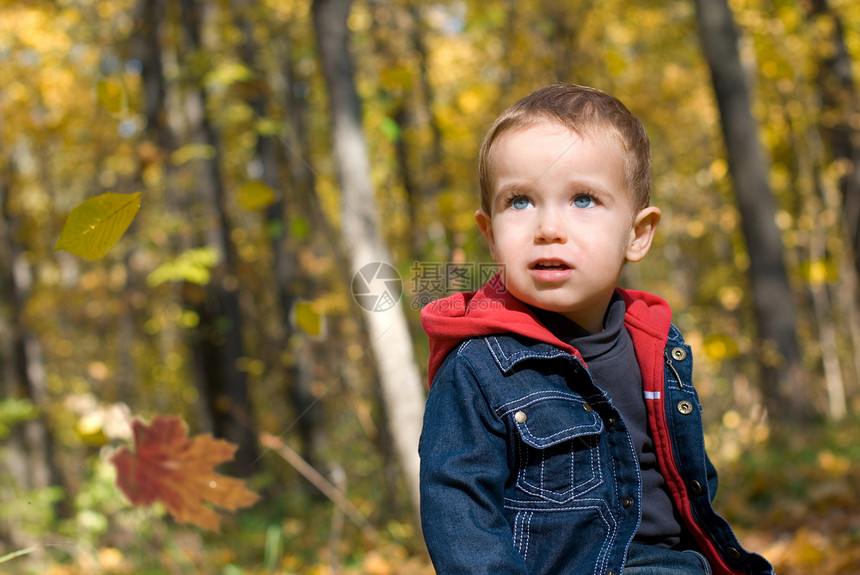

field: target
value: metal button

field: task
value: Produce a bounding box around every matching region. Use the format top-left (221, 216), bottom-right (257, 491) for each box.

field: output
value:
top-left (690, 480), bottom-right (703, 495)
top-left (583, 403), bottom-right (593, 412)
top-left (726, 546), bottom-right (741, 559)
top-left (607, 417), bottom-right (617, 426)
top-left (677, 400), bottom-right (694, 415)
top-left (622, 496), bottom-right (635, 509)
top-left (514, 411), bottom-right (527, 423)
top-left (671, 347), bottom-right (687, 361)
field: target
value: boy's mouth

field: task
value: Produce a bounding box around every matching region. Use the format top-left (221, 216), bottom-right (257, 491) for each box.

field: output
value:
top-left (531, 260), bottom-right (571, 270)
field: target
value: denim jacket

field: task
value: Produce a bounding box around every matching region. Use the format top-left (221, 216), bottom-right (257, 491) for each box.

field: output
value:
top-left (419, 285), bottom-right (773, 575)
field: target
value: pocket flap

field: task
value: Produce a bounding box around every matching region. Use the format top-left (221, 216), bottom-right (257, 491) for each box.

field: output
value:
top-left (499, 392), bottom-right (603, 449)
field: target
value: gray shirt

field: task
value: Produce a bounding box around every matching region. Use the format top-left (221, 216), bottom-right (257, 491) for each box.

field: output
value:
top-left (532, 292), bottom-right (683, 547)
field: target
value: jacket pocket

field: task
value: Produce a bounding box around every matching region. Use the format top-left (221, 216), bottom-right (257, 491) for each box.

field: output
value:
top-left (500, 392), bottom-right (605, 504)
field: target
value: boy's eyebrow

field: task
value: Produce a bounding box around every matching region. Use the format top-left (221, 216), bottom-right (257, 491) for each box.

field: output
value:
top-left (495, 182), bottom-right (532, 197)
top-left (492, 182), bottom-right (535, 206)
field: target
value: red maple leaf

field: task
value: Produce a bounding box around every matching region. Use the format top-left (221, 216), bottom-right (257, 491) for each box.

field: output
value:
top-left (111, 415), bottom-right (259, 530)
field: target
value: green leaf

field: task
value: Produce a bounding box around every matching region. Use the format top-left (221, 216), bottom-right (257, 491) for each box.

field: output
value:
top-left (146, 247), bottom-right (220, 287)
top-left (255, 118), bottom-right (283, 137)
top-left (379, 116), bottom-right (401, 142)
top-left (204, 61), bottom-right (253, 87)
top-left (267, 218), bottom-right (285, 240)
top-left (55, 192), bottom-right (142, 260)
top-left (235, 181), bottom-right (277, 211)
top-left (170, 144), bottom-right (217, 166)
top-left (290, 214), bottom-right (310, 241)
top-left (0, 398), bottom-right (39, 440)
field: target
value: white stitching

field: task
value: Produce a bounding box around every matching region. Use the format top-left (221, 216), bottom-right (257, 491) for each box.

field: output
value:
top-left (503, 501), bottom-right (617, 575)
top-left (486, 336), bottom-right (569, 368)
top-left (497, 390), bottom-right (579, 411)
top-left (519, 418), bottom-right (599, 442)
top-left (521, 512), bottom-right (533, 559)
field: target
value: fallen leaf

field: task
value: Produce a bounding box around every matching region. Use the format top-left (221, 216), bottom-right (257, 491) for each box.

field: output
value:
top-left (111, 415), bottom-right (259, 530)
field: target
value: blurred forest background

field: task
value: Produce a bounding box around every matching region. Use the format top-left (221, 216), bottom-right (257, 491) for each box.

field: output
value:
top-left (2, 0), bottom-right (860, 573)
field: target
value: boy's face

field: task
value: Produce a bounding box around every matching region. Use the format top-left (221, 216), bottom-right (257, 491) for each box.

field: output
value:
top-left (476, 121), bottom-right (660, 333)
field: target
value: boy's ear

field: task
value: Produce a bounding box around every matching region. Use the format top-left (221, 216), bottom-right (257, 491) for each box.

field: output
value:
top-left (626, 206), bottom-right (661, 263)
top-left (475, 209), bottom-right (496, 258)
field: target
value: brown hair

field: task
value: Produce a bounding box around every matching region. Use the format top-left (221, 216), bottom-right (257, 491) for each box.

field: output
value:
top-left (478, 83), bottom-right (651, 213)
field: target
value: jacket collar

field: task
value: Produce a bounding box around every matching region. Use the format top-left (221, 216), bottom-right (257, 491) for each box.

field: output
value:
top-left (479, 289), bottom-right (673, 380)
top-left (484, 335), bottom-right (574, 374)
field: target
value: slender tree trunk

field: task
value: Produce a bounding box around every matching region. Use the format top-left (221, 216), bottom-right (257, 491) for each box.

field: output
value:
top-left (804, 0), bottom-right (860, 398)
top-left (692, 0), bottom-right (813, 422)
top-left (410, 4), bottom-right (446, 203)
top-left (281, 44), bottom-right (332, 475)
top-left (230, 0), bottom-right (328, 475)
top-left (809, 212), bottom-right (847, 419)
top-left (133, 0), bottom-right (173, 151)
top-left (312, 0), bottom-right (425, 518)
top-left (799, 123), bottom-right (850, 418)
top-left (805, 0), bottom-right (860, 281)
top-left (543, 0), bottom-right (593, 82)
top-left (179, 0), bottom-right (258, 473)
top-left (0, 162), bottom-right (65, 501)
top-left (408, 2), bottom-right (449, 256)
top-left (787, 103), bottom-right (852, 418)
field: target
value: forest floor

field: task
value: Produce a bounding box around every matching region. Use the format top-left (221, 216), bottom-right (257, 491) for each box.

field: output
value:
top-left (716, 415), bottom-right (860, 575)
top-left (345, 415), bottom-right (860, 575)
top-left (2, 417), bottom-right (859, 574)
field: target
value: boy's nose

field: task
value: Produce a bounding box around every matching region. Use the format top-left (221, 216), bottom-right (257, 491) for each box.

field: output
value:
top-left (534, 209), bottom-right (566, 243)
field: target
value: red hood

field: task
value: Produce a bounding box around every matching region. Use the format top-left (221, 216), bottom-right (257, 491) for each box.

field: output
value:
top-left (420, 274), bottom-right (672, 385)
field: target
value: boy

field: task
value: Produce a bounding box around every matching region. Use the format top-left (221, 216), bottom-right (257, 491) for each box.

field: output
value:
top-left (418, 84), bottom-right (773, 575)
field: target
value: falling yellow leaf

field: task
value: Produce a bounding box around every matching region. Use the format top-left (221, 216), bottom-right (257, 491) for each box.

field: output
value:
top-left (55, 192), bottom-right (142, 260)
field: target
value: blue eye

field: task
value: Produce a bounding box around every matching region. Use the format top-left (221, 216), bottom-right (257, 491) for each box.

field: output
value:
top-left (511, 196), bottom-right (533, 210)
top-left (573, 194), bottom-right (595, 208)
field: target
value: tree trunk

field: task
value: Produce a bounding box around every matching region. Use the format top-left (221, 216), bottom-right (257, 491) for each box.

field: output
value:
top-left (692, 0), bottom-right (813, 422)
top-left (407, 3), bottom-right (449, 257)
top-left (312, 0), bottom-right (426, 518)
top-left (0, 161), bottom-right (65, 502)
top-left (805, 0), bottom-right (860, 282)
top-left (133, 0), bottom-right (173, 151)
top-left (809, 209), bottom-right (847, 420)
top-left (788, 105), bottom-right (852, 419)
top-left (281, 43), bottom-right (333, 476)
top-left (179, 0), bottom-right (259, 473)
top-left (230, 0), bottom-right (328, 475)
